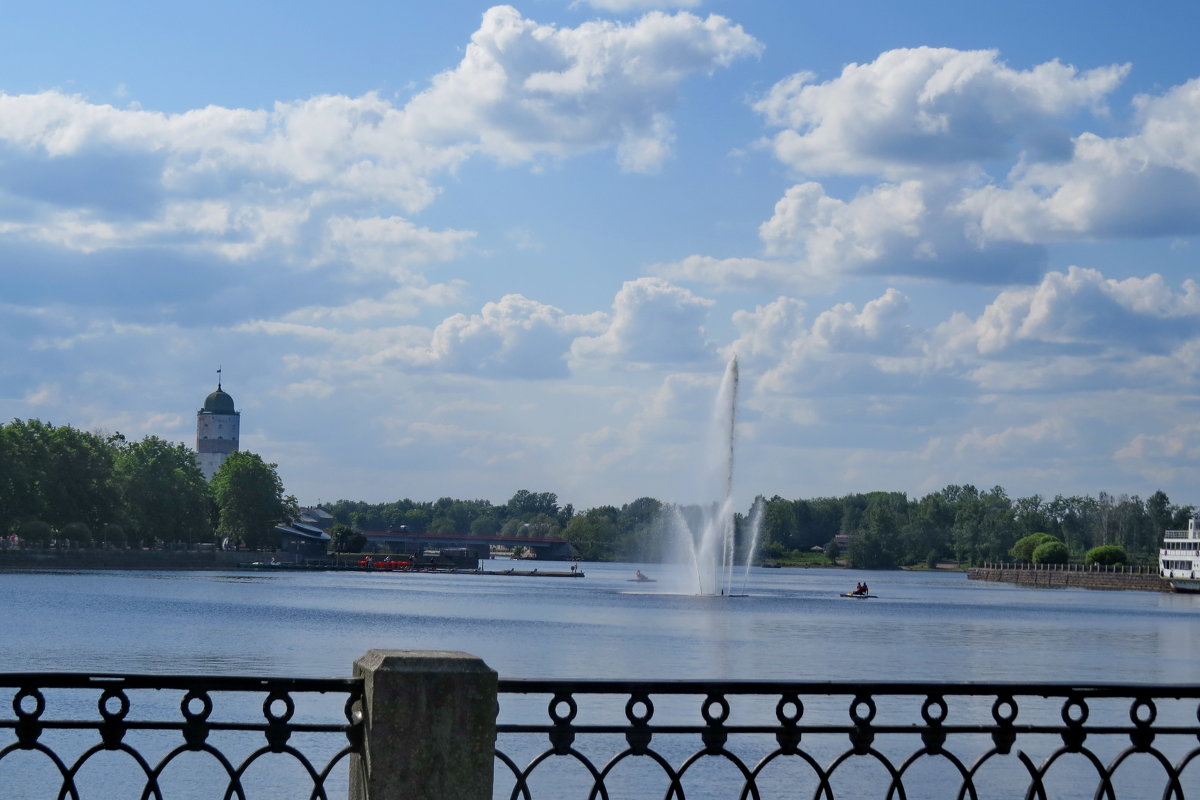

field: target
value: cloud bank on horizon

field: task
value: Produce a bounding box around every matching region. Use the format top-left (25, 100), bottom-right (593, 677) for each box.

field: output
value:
top-left (1, 2), bottom-right (1197, 511)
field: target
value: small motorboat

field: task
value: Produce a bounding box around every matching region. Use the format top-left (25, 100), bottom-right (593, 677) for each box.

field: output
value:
top-left (840, 592), bottom-right (876, 598)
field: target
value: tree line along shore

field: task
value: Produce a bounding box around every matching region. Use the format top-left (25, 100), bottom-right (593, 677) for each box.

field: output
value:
top-left (2, 419), bottom-right (1193, 569)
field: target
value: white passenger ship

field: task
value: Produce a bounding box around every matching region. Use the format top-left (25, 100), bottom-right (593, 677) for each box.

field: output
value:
top-left (1159, 518), bottom-right (1200, 593)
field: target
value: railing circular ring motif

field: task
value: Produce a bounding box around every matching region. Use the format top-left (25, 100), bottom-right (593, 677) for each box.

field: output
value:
top-left (921, 694), bottom-right (948, 725)
top-left (850, 695), bottom-right (877, 725)
top-left (548, 692), bottom-right (577, 725)
top-left (99, 688), bottom-right (130, 721)
top-left (1061, 696), bottom-right (1089, 726)
top-left (182, 689), bottom-right (213, 722)
top-left (1130, 697), bottom-right (1156, 727)
top-left (702, 693), bottom-right (730, 726)
top-left (992, 695), bottom-right (1017, 725)
top-left (776, 693), bottom-right (803, 726)
top-left (13, 687), bottom-right (45, 720)
top-left (264, 690), bottom-right (295, 723)
top-left (625, 692), bottom-right (653, 725)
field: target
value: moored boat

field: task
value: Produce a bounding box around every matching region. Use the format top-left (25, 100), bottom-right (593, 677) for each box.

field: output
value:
top-left (1159, 518), bottom-right (1200, 593)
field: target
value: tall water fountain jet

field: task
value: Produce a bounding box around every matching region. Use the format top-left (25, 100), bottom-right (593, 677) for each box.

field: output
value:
top-left (665, 355), bottom-right (763, 596)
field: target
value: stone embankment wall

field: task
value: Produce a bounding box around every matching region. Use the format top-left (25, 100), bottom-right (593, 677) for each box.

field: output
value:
top-left (0, 549), bottom-right (247, 571)
top-left (968, 564), bottom-right (1171, 592)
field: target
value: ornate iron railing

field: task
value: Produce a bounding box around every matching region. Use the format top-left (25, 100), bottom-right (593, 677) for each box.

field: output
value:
top-left (495, 680), bottom-right (1200, 800)
top-left (0, 673), bottom-right (363, 800)
top-left (4, 669), bottom-right (1199, 799)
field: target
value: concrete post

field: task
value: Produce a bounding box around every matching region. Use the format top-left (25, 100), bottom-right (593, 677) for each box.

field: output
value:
top-left (350, 650), bottom-right (497, 800)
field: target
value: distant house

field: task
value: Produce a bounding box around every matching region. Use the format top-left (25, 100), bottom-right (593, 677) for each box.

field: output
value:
top-left (298, 507), bottom-right (335, 531)
top-left (274, 520), bottom-right (331, 560)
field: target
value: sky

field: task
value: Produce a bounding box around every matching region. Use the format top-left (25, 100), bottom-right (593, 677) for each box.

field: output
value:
top-left (2, 0), bottom-right (1198, 514)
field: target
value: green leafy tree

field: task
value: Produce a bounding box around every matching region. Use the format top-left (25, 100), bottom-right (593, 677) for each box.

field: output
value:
top-left (100, 523), bottom-right (126, 549)
top-left (617, 497), bottom-right (665, 561)
top-left (328, 523), bottom-right (366, 553)
top-left (211, 452), bottom-right (293, 550)
top-left (901, 491), bottom-right (954, 566)
top-left (848, 493), bottom-right (905, 568)
top-left (18, 520), bottom-right (52, 548)
top-left (763, 497), bottom-right (799, 553)
top-left (0, 420), bottom-right (117, 534)
top-left (59, 521), bottom-right (92, 548)
top-left (848, 528), bottom-right (895, 569)
top-left (0, 419), bottom-right (54, 531)
top-left (1146, 490), bottom-right (1173, 532)
top-left (1085, 545), bottom-right (1127, 566)
top-left (1013, 494), bottom-right (1055, 539)
top-left (45, 425), bottom-right (118, 531)
top-left (951, 485), bottom-right (1017, 565)
top-left (523, 513), bottom-right (562, 539)
top-left (401, 508), bottom-right (431, 532)
top-left (563, 507), bottom-right (620, 561)
top-left (114, 436), bottom-right (211, 548)
top-left (1171, 505), bottom-right (1197, 530)
top-left (507, 490), bottom-right (560, 519)
top-left (1010, 532), bottom-right (1058, 563)
top-left (470, 514), bottom-right (501, 537)
top-left (1032, 540), bottom-right (1070, 565)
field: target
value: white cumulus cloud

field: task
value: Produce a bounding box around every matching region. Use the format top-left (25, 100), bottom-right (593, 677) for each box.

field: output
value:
top-left (426, 294), bottom-right (605, 378)
top-left (571, 277), bottom-right (716, 365)
top-left (755, 47), bottom-right (1127, 177)
top-left (400, 5), bottom-right (762, 173)
top-left (958, 77), bottom-right (1200, 242)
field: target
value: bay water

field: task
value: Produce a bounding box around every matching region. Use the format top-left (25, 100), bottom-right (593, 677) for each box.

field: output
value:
top-left (1, 563), bottom-right (1196, 682)
top-left (1, 564), bottom-right (1197, 798)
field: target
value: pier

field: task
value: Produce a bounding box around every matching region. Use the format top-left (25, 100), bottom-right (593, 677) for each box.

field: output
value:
top-left (969, 562), bottom-right (1171, 592)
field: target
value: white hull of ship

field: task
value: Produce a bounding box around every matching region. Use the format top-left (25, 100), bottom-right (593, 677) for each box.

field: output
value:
top-left (1164, 575), bottom-right (1200, 593)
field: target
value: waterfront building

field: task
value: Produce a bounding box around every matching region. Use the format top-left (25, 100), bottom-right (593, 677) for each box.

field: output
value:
top-left (196, 379), bottom-right (240, 479)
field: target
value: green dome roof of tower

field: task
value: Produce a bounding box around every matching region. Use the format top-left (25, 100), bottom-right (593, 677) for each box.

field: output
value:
top-left (203, 387), bottom-right (236, 414)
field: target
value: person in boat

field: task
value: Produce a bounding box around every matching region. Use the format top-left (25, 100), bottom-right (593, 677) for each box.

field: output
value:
top-left (852, 582), bottom-right (864, 595)
top-left (860, 583), bottom-right (869, 596)
top-left (635, 569), bottom-right (647, 581)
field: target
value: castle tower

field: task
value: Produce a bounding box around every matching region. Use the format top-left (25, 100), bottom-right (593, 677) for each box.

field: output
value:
top-left (196, 377), bottom-right (240, 480)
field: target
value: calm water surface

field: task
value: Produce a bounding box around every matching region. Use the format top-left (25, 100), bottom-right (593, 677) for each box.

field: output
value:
top-left (1, 563), bottom-right (1196, 682)
top-left (2, 565), bottom-right (1198, 800)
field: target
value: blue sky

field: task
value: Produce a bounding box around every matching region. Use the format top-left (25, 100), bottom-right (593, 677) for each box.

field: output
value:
top-left (2, 0), bottom-right (1198, 513)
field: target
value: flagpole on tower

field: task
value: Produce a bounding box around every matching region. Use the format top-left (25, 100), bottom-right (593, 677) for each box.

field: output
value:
top-left (217, 366), bottom-right (222, 391)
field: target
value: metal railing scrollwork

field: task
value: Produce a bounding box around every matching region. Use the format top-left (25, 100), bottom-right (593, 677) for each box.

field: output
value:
top-left (494, 680), bottom-right (1200, 800)
top-left (3, 664), bottom-right (1198, 799)
top-left (0, 673), bottom-right (363, 800)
